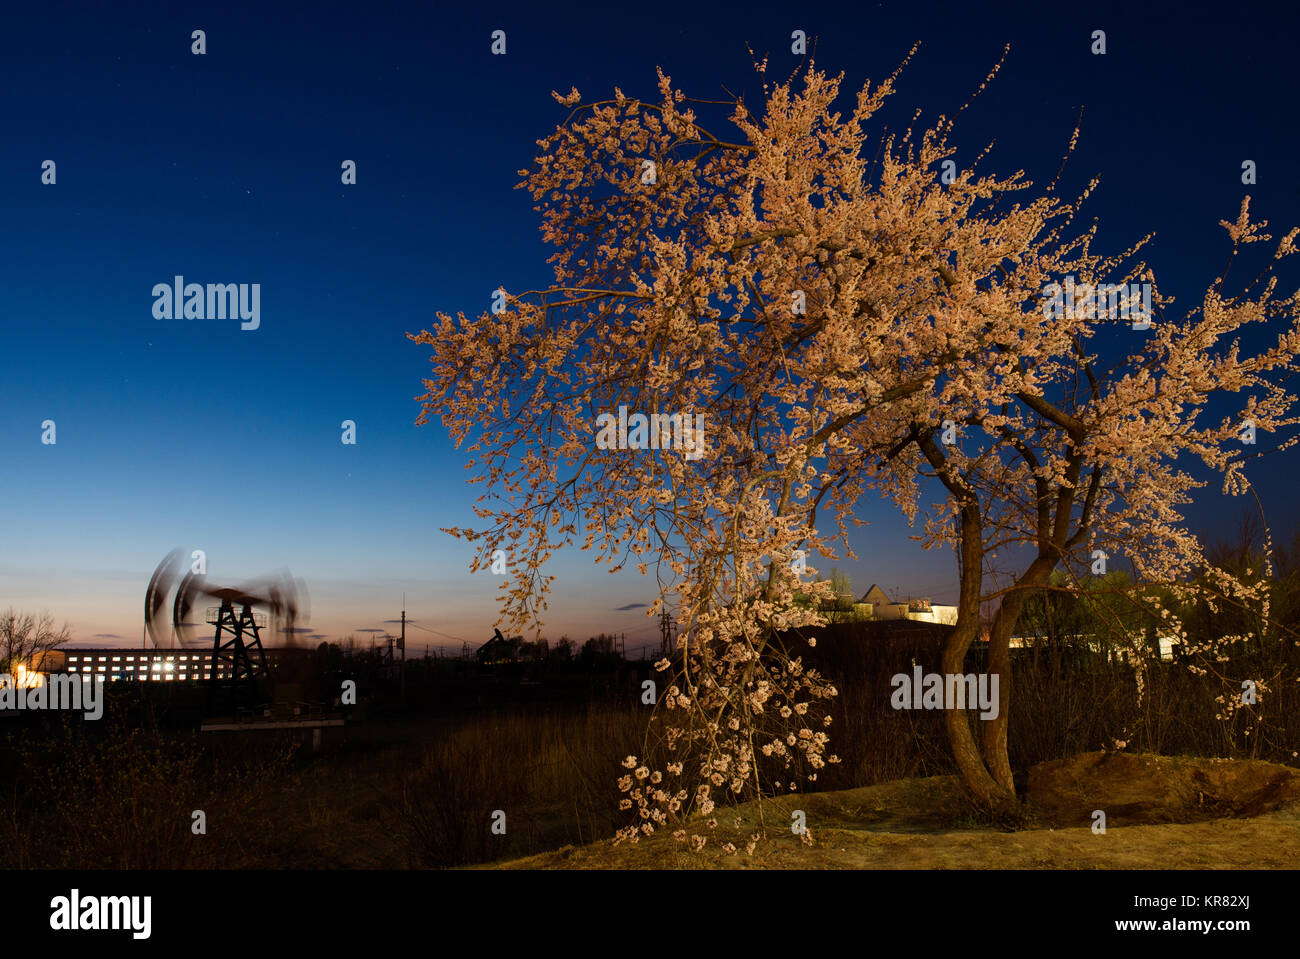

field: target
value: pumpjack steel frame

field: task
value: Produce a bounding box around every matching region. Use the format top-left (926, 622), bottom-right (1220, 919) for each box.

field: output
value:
top-left (206, 600), bottom-right (271, 682)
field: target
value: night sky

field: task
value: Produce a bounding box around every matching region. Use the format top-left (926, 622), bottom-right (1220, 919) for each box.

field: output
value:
top-left (2, 0), bottom-right (1297, 650)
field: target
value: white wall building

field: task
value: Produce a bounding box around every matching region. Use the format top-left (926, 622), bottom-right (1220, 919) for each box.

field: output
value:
top-left (854, 584), bottom-right (958, 626)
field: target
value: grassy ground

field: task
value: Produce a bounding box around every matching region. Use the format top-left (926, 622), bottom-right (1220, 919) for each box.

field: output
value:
top-left (489, 754), bottom-right (1300, 869)
top-left (6, 705), bottom-right (1297, 869)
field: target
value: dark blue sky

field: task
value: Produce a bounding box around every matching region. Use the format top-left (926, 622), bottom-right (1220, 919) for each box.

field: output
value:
top-left (2, 0), bottom-right (1297, 648)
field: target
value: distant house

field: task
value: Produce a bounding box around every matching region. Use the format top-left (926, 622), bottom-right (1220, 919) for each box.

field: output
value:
top-left (853, 584), bottom-right (958, 626)
top-left (859, 584), bottom-right (890, 608)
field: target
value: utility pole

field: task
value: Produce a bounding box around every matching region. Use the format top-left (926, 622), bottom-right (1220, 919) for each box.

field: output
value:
top-left (659, 608), bottom-right (673, 657)
top-left (400, 595), bottom-right (407, 706)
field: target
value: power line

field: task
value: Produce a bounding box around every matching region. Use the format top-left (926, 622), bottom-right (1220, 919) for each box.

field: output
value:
top-left (404, 620), bottom-right (472, 644)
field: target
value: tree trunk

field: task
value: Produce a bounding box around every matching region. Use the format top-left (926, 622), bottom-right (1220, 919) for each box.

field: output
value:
top-left (983, 561), bottom-right (1057, 797)
top-left (982, 610), bottom-right (1014, 795)
top-left (942, 616), bottom-right (1010, 809)
top-left (945, 499), bottom-right (1016, 812)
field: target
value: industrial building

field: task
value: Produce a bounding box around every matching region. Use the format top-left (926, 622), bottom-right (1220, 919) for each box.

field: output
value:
top-left (50, 648), bottom-right (282, 682)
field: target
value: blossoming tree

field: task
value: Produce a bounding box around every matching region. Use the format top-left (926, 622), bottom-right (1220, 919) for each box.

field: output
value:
top-left (411, 55), bottom-right (1300, 835)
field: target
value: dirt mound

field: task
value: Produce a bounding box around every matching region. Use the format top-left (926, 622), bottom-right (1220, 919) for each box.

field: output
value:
top-left (1026, 751), bottom-right (1300, 827)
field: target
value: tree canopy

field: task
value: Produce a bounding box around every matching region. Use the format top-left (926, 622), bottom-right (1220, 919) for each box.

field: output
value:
top-left (412, 55), bottom-right (1300, 832)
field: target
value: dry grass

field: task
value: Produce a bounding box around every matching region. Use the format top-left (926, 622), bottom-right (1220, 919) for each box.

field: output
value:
top-left (0, 714), bottom-right (294, 868)
top-left (397, 705), bottom-right (649, 866)
top-left (492, 755), bottom-right (1300, 870)
top-left (4, 644), bottom-right (1298, 870)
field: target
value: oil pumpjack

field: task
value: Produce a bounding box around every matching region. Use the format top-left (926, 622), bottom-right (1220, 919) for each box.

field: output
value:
top-left (144, 549), bottom-right (309, 714)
